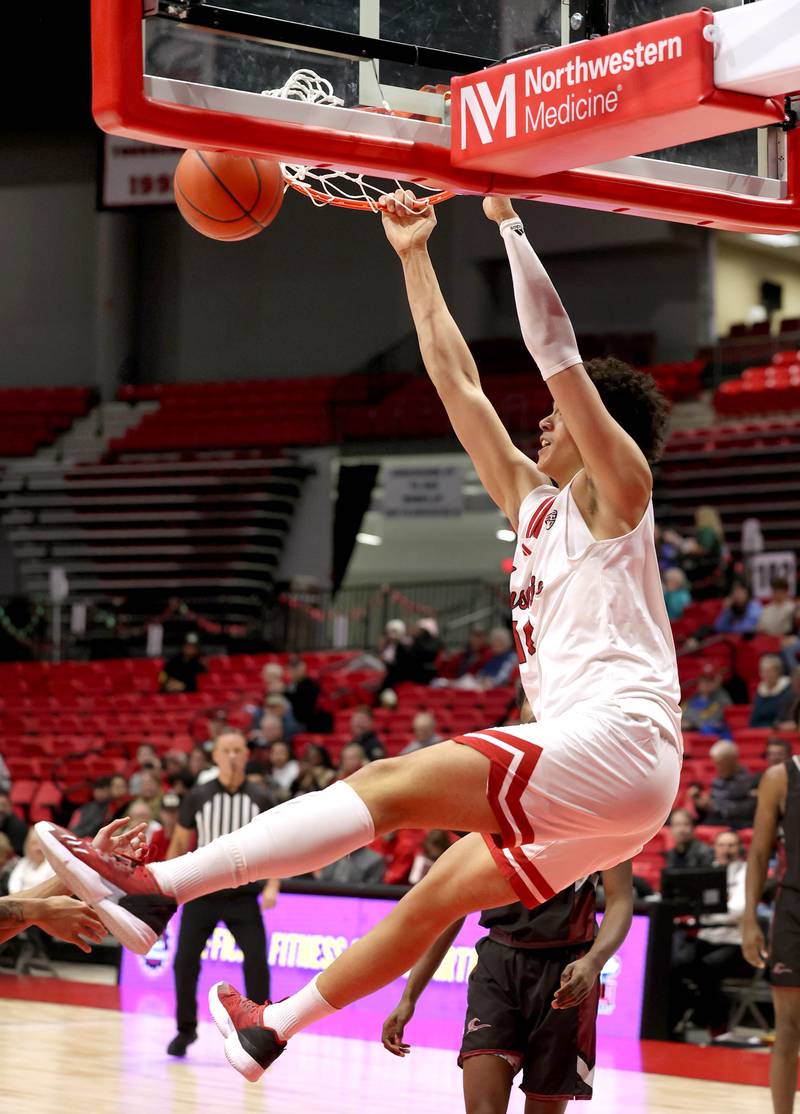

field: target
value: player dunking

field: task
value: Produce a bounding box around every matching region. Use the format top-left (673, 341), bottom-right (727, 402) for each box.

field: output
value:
top-left (37, 192), bottom-right (681, 1083)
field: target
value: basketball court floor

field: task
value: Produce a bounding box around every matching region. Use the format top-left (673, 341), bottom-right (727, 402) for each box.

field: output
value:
top-left (0, 998), bottom-right (768, 1114)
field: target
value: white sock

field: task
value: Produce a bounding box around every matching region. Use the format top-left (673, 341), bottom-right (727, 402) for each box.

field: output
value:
top-left (261, 975), bottom-right (336, 1041)
top-left (148, 781), bottom-right (375, 904)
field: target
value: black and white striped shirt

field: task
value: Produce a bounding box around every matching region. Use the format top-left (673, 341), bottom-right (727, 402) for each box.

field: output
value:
top-left (179, 778), bottom-right (274, 895)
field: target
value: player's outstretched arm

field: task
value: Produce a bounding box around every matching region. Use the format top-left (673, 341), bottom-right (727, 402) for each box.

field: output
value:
top-left (484, 197), bottom-right (652, 529)
top-left (552, 860), bottom-right (633, 1010)
top-left (0, 818), bottom-right (148, 945)
top-left (743, 764), bottom-right (784, 968)
top-left (380, 190), bottom-right (546, 523)
top-left (0, 890), bottom-right (105, 949)
top-left (380, 916), bottom-right (464, 1056)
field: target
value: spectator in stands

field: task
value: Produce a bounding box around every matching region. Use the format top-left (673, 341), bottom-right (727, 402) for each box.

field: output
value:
top-left (450, 628), bottom-right (490, 679)
top-left (408, 829), bottom-right (455, 885)
top-left (159, 633), bottom-right (206, 694)
top-left (0, 833), bottom-right (17, 894)
top-left (348, 706), bottom-right (386, 761)
top-left (654, 522), bottom-right (680, 572)
top-left (379, 619), bottom-right (409, 671)
top-left (129, 744), bottom-right (162, 796)
top-left (453, 628), bottom-right (517, 690)
top-left (263, 694), bottom-right (300, 742)
top-left (291, 744), bottom-right (336, 797)
top-left (126, 798), bottom-right (163, 841)
top-left (750, 653), bottom-right (792, 728)
top-left (286, 655), bottom-right (331, 732)
top-left (689, 740), bottom-right (756, 830)
top-left (252, 710), bottom-right (286, 750)
top-left (0, 791), bottom-right (27, 857)
top-left (0, 753), bottom-right (10, 795)
top-left (244, 759), bottom-right (271, 789)
top-left (138, 768), bottom-right (163, 821)
top-left (162, 749), bottom-right (189, 785)
top-left (664, 808), bottom-right (714, 869)
top-left (198, 709), bottom-right (228, 754)
top-left (672, 830), bottom-right (748, 1041)
top-left (338, 743), bottom-right (368, 779)
top-left (764, 737), bottom-right (793, 770)
top-left (681, 665), bottom-right (732, 736)
top-left (147, 792), bottom-right (181, 861)
top-left (475, 627), bottom-right (516, 688)
top-left (377, 829), bottom-right (427, 885)
top-left (261, 662), bottom-right (286, 696)
top-left (663, 567), bottom-right (692, 621)
top-left (404, 619), bottom-right (442, 686)
top-left (757, 575), bottom-right (796, 637)
top-left (401, 712), bottom-right (441, 755)
top-left (70, 777), bottom-right (113, 839)
top-left (7, 829), bottom-right (54, 894)
top-left (714, 580), bottom-right (763, 636)
top-left (109, 773), bottom-right (129, 804)
top-left (666, 505), bottom-right (726, 597)
top-left (187, 745), bottom-right (214, 785)
top-left (776, 666), bottom-right (800, 730)
top-left (267, 740), bottom-right (299, 796)
top-left (780, 604), bottom-right (800, 673)
top-left (316, 843), bottom-right (386, 886)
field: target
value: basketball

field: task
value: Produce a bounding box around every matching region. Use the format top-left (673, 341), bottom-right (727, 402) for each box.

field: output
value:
top-left (173, 150), bottom-right (285, 241)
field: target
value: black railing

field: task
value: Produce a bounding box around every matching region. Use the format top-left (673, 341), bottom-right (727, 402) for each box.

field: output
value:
top-left (270, 579), bottom-right (507, 651)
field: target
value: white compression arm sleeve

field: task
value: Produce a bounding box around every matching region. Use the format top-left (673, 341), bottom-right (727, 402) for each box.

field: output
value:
top-left (499, 217), bottom-right (582, 380)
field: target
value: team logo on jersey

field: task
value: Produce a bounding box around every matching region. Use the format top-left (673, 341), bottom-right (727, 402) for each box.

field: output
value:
top-left (466, 1018), bottom-right (492, 1033)
top-left (773, 961), bottom-right (794, 975)
top-left (544, 510), bottom-right (558, 530)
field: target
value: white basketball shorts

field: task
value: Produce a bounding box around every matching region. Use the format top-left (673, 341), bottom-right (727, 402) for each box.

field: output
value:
top-left (455, 702), bottom-right (681, 908)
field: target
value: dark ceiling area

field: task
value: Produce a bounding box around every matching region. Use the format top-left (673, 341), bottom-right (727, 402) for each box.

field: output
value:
top-left (2, 9), bottom-right (93, 130)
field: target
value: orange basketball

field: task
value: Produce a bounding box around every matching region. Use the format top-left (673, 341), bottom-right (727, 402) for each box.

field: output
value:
top-left (174, 150), bottom-right (285, 241)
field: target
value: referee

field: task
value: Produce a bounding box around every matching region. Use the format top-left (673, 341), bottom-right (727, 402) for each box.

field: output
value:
top-left (166, 729), bottom-right (277, 1058)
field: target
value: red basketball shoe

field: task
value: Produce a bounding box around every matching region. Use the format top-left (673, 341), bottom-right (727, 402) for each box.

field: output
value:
top-left (209, 981), bottom-right (286, 1082)
top-left (35, 821), bottom-right (175, 955)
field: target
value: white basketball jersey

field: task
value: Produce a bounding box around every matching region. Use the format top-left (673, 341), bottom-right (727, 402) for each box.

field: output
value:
top-left (510, 478), bottom-right (682, 750)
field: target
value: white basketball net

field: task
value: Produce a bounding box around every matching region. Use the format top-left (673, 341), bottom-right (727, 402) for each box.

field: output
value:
top-left (261, 69), bottom-right (451, 212)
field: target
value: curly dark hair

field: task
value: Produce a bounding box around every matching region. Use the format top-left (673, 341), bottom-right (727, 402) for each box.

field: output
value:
top-left (583, 357), bottom-right (670, 464)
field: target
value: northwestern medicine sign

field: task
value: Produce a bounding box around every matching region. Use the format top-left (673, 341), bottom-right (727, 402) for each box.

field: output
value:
top-left (451, 10), bottom-right (783, 179)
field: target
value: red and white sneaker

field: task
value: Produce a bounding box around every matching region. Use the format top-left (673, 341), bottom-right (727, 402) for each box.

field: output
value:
top-left (209, 981), bottom-right (286, 1082)
top-left (35, 821), bottom-right (175, 955)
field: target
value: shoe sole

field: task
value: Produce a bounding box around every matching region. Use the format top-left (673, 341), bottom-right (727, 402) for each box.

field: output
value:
top-left (208, 983), bottom-right (265, 1082)
top-left (223, 1032), bottom-right (266, 1083)
top-left (36, 821), bottom-right (157, 955)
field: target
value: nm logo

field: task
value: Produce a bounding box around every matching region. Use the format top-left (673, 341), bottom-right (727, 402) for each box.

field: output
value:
top-left (459, 73), bottom-right (517, 148)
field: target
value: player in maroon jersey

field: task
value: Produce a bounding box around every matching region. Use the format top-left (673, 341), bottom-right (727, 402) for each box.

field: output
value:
top-left (382, 862), bottom-right (632, 1113)
top-left (743, 755), bottom-right (800, 1114)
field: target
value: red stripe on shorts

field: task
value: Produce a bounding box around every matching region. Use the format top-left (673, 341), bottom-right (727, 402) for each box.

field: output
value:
top-left (454, 734), bottom-right (517, 846)
top-left (455, 729), bottom-right (541, 846)
top-left (480, 729), bottom-right (542, 845)
top-left (507, 844), bottom-right (557, 902)
top-left (482, 834), bottom-right (544, 909)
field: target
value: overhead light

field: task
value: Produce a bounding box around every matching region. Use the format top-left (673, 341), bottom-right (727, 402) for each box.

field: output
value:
top-left (747, 233), bottom-right (800, 248)
top-left (356, 532), bottom-right (382, 546)
top-left (496, 528), bottom-right (516, 542)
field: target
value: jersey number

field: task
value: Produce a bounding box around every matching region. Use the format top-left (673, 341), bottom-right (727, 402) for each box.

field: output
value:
top-left (513, 619), bottom-right (536, 665)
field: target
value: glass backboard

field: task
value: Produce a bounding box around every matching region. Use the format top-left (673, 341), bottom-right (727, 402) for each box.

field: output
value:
top-left (93, 1), bottom-right (800, 231)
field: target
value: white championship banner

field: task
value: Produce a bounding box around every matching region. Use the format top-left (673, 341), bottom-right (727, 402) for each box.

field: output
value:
top-left (101, 134), bottom-right (180, 208)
